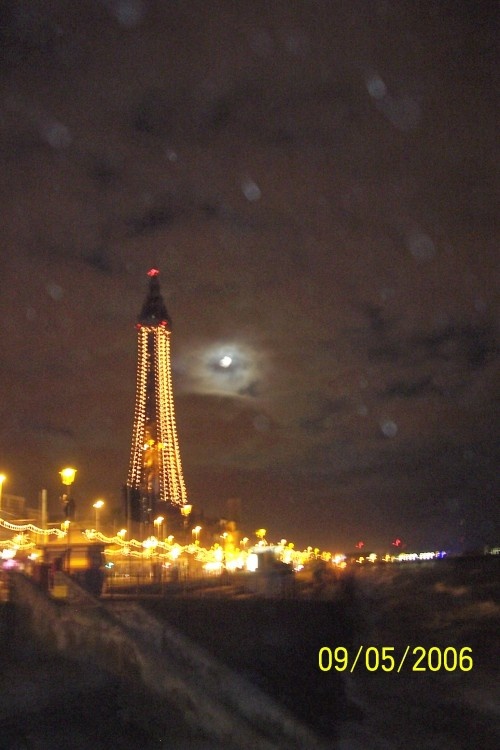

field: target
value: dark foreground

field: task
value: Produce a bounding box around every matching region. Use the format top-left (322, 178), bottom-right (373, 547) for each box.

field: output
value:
top-left (0, 557), bottom-right (498, 749)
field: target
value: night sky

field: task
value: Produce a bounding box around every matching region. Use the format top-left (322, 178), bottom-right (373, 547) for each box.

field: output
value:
top-left (0, 0), bottom-right (497, 552)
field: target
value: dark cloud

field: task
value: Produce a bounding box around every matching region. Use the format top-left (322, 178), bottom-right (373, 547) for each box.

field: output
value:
top-left (237, 381), bottom-right (261, 398)
top-left (299, 396), bottom-right (352, 434)
top-left (82, 250), bottom-right (114, 274)
top-left (126, 203), bottom-right (177, 236)
top-left (367, 345), bottom-right (402, 363)
top-left (415, 323), bottom-right (497, 370)
top-left (88, 155), bottom-right (120, 189)
top-left (366, 320), bottom-right (497, 379)
top-left (382, 376), bottom-right (439, 400)
top-left (26, 422), bottom-right (74, 440)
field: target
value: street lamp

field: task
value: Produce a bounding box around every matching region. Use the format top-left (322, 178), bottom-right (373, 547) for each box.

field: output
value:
top-left (154, 515), bottom-right (164, 540)
top-left (192, 525), bottom-right (202, 544)
top-left (0, 474), bottom-right (6, 514)
top-left (60, 467), bottom-right (77, 519)
top-left (180, 503), bottom-right (192, 543)
top-left (255, 528), bottom-right (267, 545)
top-left (180, 504), bottom-right (192, 528)
top-left (93, 499), bottom-right (104, 532)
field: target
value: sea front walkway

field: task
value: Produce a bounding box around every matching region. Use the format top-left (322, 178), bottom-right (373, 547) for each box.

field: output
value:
top-left (1, 570), bottom-right (331, 750)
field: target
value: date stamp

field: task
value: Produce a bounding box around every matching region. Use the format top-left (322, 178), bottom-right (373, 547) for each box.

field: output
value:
top-left (318, 646), bottom-right (473, 673)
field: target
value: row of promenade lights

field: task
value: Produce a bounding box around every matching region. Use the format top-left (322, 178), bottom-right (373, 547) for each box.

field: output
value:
top-left (1, 468), bottom-right (201, 544)
top-left (0, 468), bottom-right (105, 531)
top-left (0, 476), bottom-right (225, 542)
top-left (62, 469), bottom-right (203, 542)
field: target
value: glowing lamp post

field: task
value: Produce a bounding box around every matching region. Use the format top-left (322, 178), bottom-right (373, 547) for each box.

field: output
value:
top-left (60, 467), bottom-right (77, 520)
top-left (180, 504), bottom-right (192, 527)
top-left (93, 499), bottom-right (105, 532)
top-left (60, 468), bottom-right (76, 573)
top-left (60, 467), bottom-right (76, 486)
top-left (255, 528), bottom-right (267, 545)
top-left (192, 525), bottom-right (202, 544)
top-left (180, 503), bottom-right (192, 542)
top-left (0, 474), bottom-right (6, 513)
top-left (154, 515), bottom-right (165, 540)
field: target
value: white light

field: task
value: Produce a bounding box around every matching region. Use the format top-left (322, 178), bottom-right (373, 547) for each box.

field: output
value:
top-left (246, 553), bottom-right (259, 572)
top-left (203, 562), bottom-right (223, 573)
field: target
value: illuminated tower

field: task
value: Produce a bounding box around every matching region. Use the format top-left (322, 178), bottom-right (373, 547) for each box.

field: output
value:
top-left (127, 269), bottom-right (187, 523)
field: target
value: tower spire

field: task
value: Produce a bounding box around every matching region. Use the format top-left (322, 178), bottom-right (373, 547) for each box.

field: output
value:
top-left (138, 268), bottom-right (172, 327)
top-left (127, 269), bottom-right (187, 524)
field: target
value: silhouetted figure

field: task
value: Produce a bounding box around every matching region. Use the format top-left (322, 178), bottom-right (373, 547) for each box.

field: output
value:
top-left (84, 565), bottom-right (104, 596)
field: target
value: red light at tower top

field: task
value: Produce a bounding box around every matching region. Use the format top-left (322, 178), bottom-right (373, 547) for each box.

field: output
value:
top-left (147, 268), bottom-right (160, 277)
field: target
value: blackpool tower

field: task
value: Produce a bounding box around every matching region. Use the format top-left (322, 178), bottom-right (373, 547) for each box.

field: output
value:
top-left (126, 269), bottom-right (187, 524)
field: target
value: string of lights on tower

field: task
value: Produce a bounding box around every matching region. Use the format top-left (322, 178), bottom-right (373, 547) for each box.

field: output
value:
top-left (126, 269), bottom-right (187, 524)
